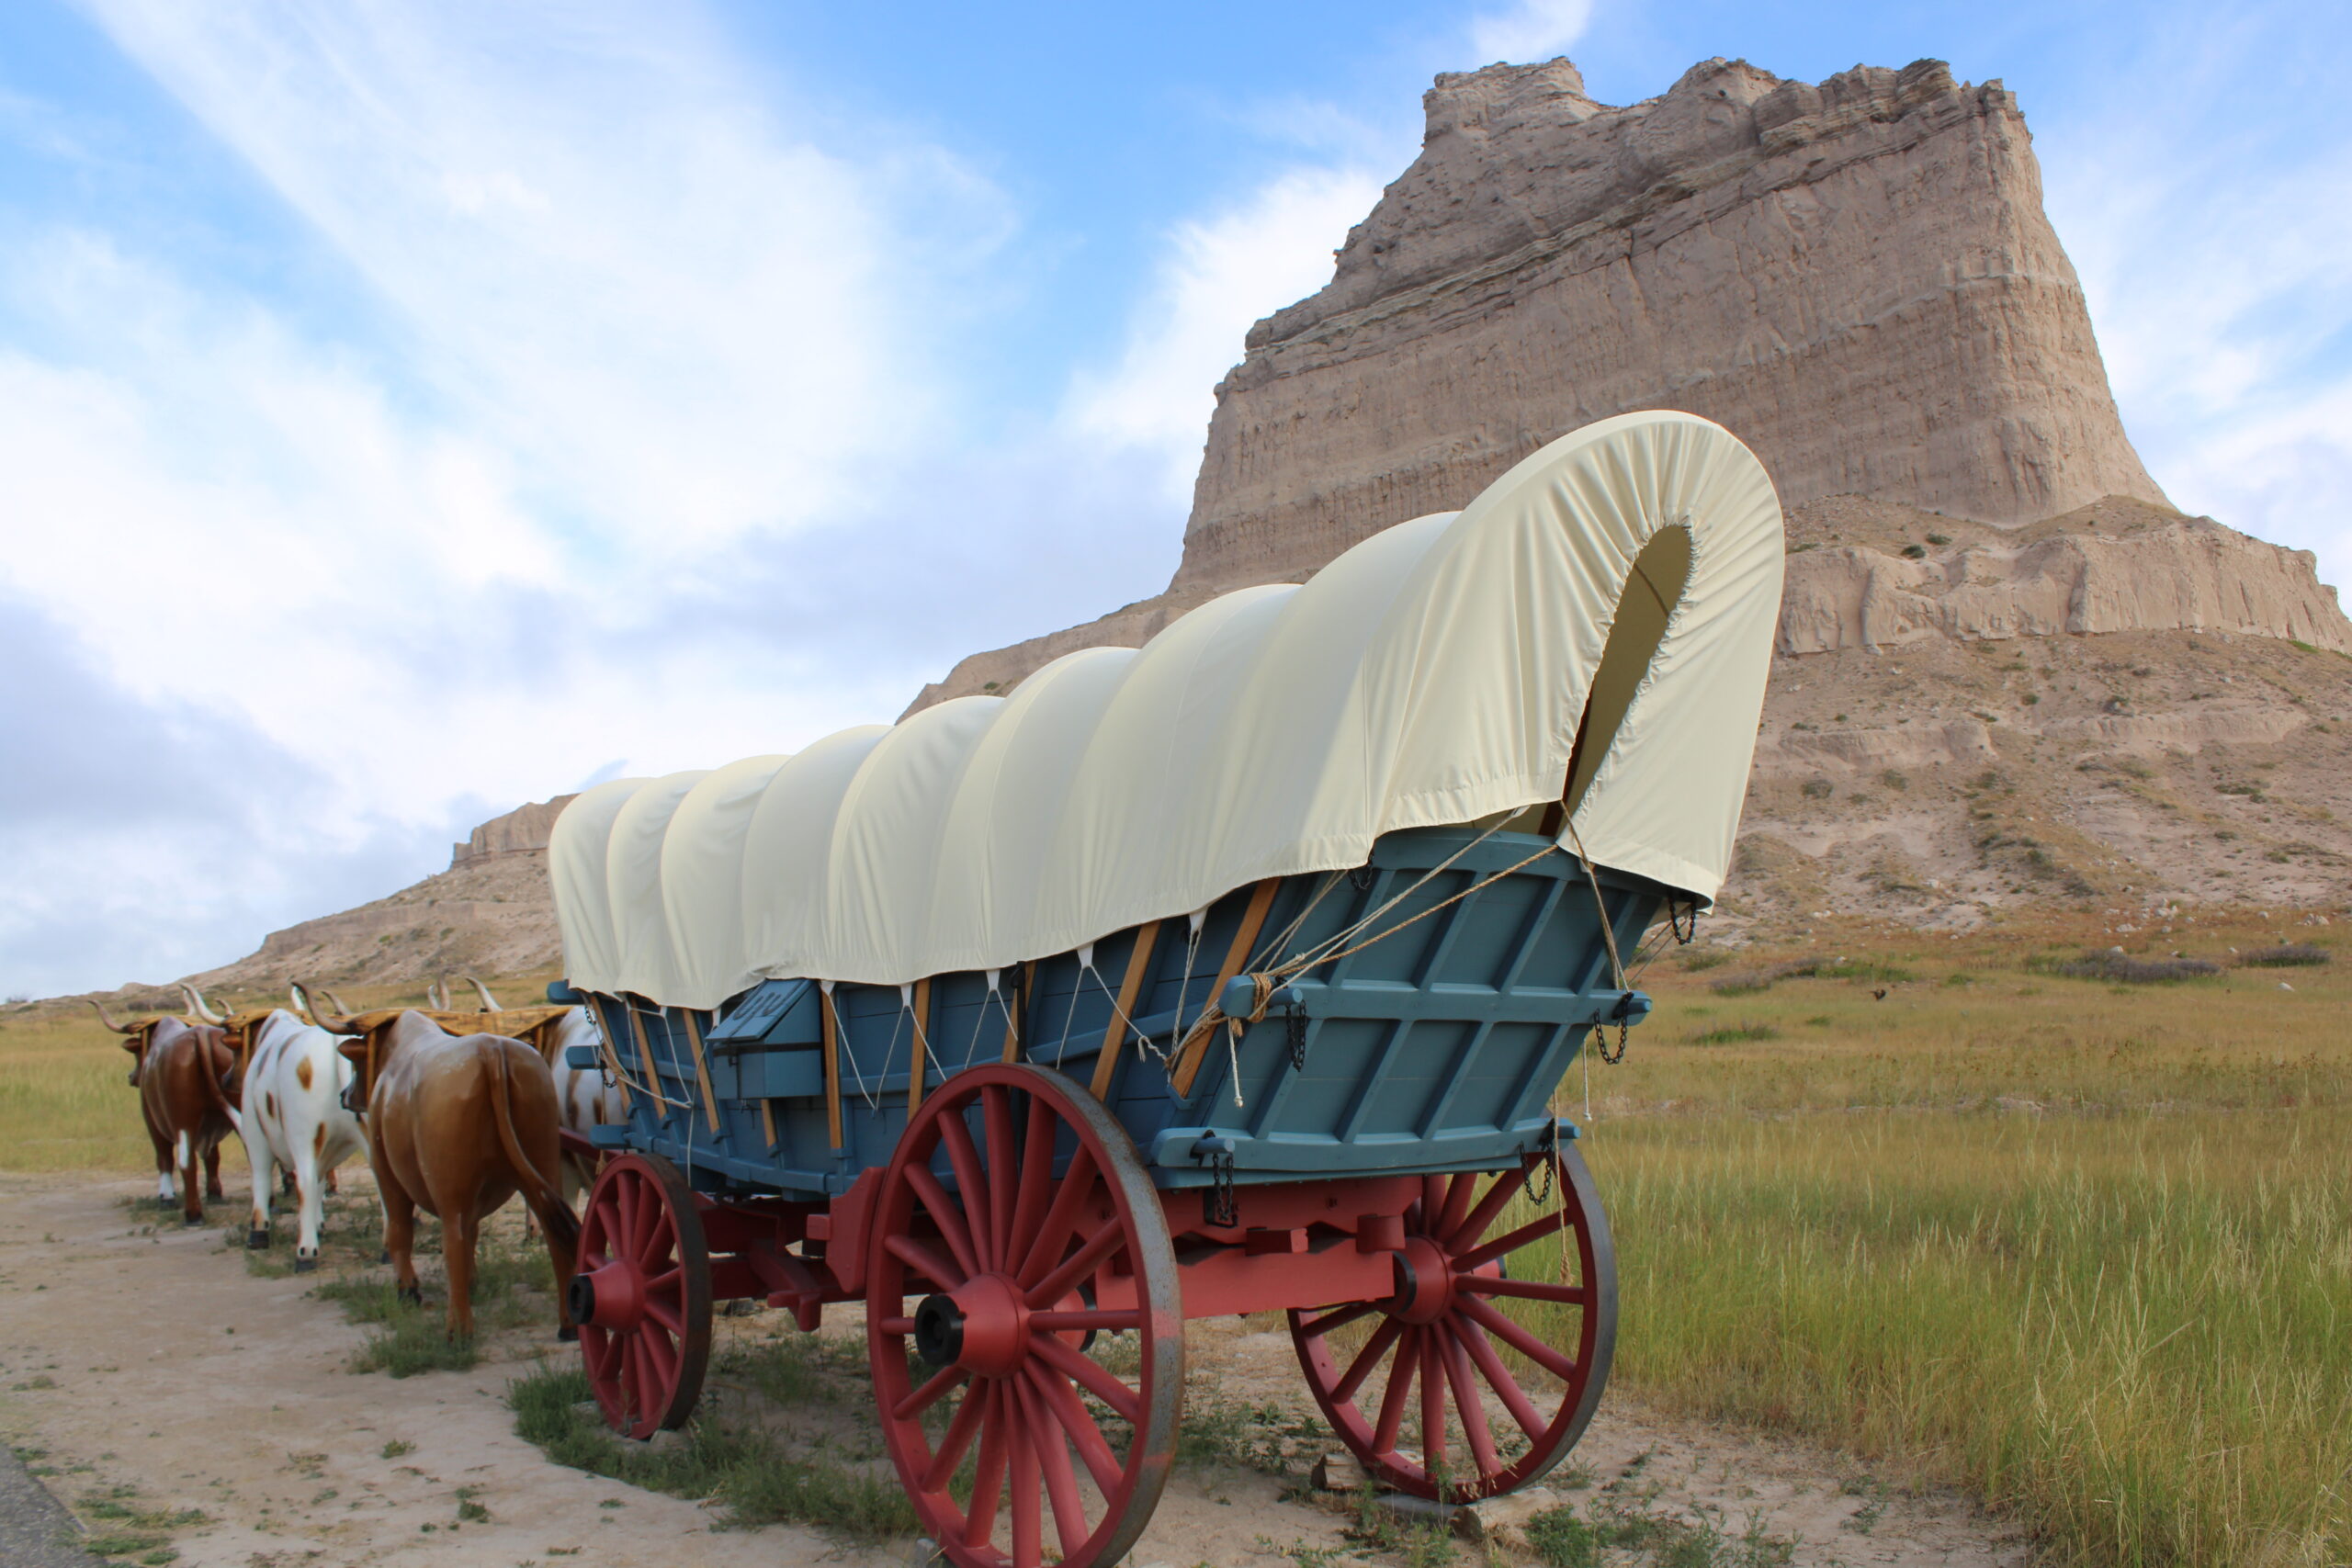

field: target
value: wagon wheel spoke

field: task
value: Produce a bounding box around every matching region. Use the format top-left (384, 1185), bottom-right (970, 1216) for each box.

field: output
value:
top-left (1006, 1089), bottom-right (1058, 1269)
top-left (904, 1164), bottom-right (980, 1281)
top-left (1436, 1170), bottom-right (1478, 1241)
top-left (963, 1385), bottom-right (1008, 1548)
top-left (1448, 1169), bottom-right (1525, 1251)
top-left (1459, 1274), bottom-right (1588, 1305)
top-left (1453, 1314), bottom-right (1548, 1438)
top-left (1025, 1364), bottom-right (1125, 1497)
top-left (1455, 1208), bottom-right (1566, 1273)
top-left (1030, 1330), bottom-right (1141, 1426)
top-left (1009, 1400), bottom-right (1043, 1564)
top-left (938, 1113), bottom-right (993, 1268)
top-left (920, 1379), bottom-right (989, 1492)
top-left (1370, 1326), bottom-right (1418, 1458)
top-left (1025, 1218), bottom-right (1124, 1311)
top-left (1457, 1295), bottom-right (1577, 1382)
top-left (895, 1363), bottom-right (968, 1422)
top-left (1014, 1145), bottom-right (1099, 1286)
top-left (1333, 1315), bottom-right (1405, 1404)
top-left (1297, 1299), bottom-right (1378, 1341)
top-left (1015, 1373), bottom-right (1090, 1558)
top-left (1419, 1332), bottom-right (1447, 1480)
top-left (1439, 1323), bottom-right (1502, 1483)
top-left (983, 1085), bottom-right (1019, 1271)
top-left (886, 1231), bottom-right (968, 1293)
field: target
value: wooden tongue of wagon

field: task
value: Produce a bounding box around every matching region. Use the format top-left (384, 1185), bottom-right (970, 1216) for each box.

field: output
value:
top-left (546, 411), bottom-right (1783, 1568)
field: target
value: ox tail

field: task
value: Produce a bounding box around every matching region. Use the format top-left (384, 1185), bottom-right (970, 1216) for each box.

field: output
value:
top-left (198, 1036), bottom-right (241, 1122)
top-left (485, 1043), bottom-right (581, 1248)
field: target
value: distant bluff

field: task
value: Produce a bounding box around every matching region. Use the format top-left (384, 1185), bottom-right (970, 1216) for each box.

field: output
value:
top-left (1182, 56), bottom-right (2165, 588)
top-left (911, 56), bottom-right (2346, 711)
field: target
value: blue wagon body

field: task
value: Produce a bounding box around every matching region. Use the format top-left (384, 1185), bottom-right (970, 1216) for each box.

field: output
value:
top-left (567, 825), bottom-right (1658, 1202)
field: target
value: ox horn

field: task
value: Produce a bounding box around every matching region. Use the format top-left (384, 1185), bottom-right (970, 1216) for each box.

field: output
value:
top-left (463, 975), bottom-right (500, 1012)
top-left (179, 984), bottom-right (226, 1025)
top-left (323, 988), bottom-right (359, 1017)
top-left (299, 980), bottom-right (356, 1033)
top-left (87, 998), bottom-right (139, 1034)
top-left (288, 981), bottom-right (316, 1022)
top-left (427, 976), bottom-right (450, 1010)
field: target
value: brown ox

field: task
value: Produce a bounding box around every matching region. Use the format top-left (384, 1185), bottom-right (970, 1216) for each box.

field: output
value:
top-left (89, 999), bottom-right (243, 1224)
top-left (327, 1009), bottom-right (579, 1341)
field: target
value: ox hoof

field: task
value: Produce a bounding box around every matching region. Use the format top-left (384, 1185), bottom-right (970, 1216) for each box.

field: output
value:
top-left (182, 1215), bottom-right (204, 1228)
top-left (246, 1227), bottom-right (270, 1250)
top-left (397, 1284), bottom-right (424, 1307)
top-left (294, 1256), bottom-right (317, 1274)
top-left (378, 1250), bottom-right (391, 1266)
top-left (155, 1196), bottom-right (177, 1210)
top-left (557, 1323), bottom-right (579, 1343)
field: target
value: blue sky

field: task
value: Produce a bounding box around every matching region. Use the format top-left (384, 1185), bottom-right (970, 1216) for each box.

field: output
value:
top-left (3, 0), bottom-right (2346, 998)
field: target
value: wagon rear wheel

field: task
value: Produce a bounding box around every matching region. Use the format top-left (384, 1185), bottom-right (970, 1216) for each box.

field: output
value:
top-left (869, 1065), bottom-right (1182, 1568)
top-left (571, 1151), bottom-right (713, 1439)
top-left (1289, 1145), bottom-right (1614, 1501)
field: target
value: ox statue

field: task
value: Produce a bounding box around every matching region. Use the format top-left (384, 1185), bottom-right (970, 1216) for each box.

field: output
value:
top-left (455, 977), bottom-right (618, 1206)
top-left (89, 998), bottom-right (243, 1224)
top-left (202, 984), bottom-right (368, 1269)
top-left (326, 1008), bottom-right (580, 1341)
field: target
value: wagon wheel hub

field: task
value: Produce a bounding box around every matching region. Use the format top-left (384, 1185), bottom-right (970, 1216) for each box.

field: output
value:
top-left (571, 1259), bottom-right (645, 1331)
top-left (920, 1273), bottom-right (1029, 1377)
top-left (1386, 1235), bottom-right (1456, 1325)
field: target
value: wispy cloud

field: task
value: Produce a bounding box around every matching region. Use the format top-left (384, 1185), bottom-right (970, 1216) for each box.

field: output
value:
top-left (1466, 0), bottom-right (1596, 66)
top-left (2035, 3), bottom-right (2352, 594)
top-left (1066, 164), bottom-right (1385, 503)
top-left (0, 2), bottom-right (1017, 994)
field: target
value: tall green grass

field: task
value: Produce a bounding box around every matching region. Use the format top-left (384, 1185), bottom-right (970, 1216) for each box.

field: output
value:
top-left (1575, 1111), bottom-right (2352, 1567)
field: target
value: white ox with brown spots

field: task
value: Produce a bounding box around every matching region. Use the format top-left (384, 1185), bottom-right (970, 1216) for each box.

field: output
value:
top-left (235, 996), bottom-right (367, 1269)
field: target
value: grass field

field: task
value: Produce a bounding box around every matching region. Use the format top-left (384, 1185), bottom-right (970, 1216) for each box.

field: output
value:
top-left (2, 920), bottom-right (2343, 1565)
top-left (1574, 907), bottom-right (2350, 1568)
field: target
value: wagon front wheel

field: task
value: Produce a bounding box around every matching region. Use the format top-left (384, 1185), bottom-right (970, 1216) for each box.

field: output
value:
top-left (571, 1151), bottom-right (713, 1439)
top-left (1290, 1145), bottom-right (1615, 1501)
top-left (868, 1064), bottom-right (1182, 1568)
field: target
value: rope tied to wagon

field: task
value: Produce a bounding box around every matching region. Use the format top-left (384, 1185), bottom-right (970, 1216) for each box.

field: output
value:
top-left (1168, 820), bottom-right (1566, 1105)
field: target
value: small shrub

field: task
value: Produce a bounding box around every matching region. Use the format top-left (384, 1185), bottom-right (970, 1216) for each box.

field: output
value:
top-left (1690, 1023), bottom-right (1780, 1046)
top-left (1679, 949), bottom-right (1732, 973)
top-left (1799, 778), bottom-right (1834, 800)
top-left (2237, 944), bottom-right (2329, 968)
top-left (1901, 544), bottom-right (1927, 558)
top-left (1925, 532), bottom-right (1951, 547)
top-left (2033, 951), bottom-right (2221, 984)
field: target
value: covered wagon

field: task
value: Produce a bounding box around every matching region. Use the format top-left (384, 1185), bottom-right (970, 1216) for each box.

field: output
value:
top-left (547, 409), bottom-right (1783, 1568)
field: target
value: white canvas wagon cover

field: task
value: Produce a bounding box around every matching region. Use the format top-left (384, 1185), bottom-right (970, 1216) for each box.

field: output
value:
top-left (552, 411), bottom-right (1784, 1010)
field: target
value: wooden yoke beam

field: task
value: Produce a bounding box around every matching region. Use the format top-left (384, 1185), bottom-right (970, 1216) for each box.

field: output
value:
top-left (1091, 921), bottom-right (1159, 1101)
top-left (1172, 880), bottom-right (1279, 1098)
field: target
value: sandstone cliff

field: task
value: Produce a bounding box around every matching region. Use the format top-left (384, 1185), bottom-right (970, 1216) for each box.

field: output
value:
top-left (1177, 56), bottom-right (2165, 593)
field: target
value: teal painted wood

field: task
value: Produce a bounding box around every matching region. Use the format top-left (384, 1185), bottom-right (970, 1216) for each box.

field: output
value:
top-left (558, 825), bottom-right (1668, 1201)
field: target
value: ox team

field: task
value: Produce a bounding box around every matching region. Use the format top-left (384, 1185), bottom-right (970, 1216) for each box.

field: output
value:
top-left (91, 977), bottom-right (617, 1339)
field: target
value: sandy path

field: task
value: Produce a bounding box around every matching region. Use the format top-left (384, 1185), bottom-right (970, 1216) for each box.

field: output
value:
top-left (0, 1170), bottom-right (2029, 1567)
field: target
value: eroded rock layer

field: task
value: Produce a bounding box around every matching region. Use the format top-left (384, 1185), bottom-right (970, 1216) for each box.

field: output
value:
top-left (1178, 55), bottom-right (2168, 593)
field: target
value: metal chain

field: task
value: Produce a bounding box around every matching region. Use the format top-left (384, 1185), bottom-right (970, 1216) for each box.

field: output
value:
top-left (1204, 1150), bottom-right (1238, 1227)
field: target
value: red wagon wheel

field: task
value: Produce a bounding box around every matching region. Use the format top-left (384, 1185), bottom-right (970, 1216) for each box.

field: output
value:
top-left (570, 1152), bottom-right (713, 1440)
top-left (868, 1064), bottom-right (1182, 1568)
top-left (1290, 1143), bottom-right (1615, 1502)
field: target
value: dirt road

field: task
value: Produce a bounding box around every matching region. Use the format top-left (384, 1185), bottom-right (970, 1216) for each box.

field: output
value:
top-left (0, 1170), bottom-right (2029, 1567)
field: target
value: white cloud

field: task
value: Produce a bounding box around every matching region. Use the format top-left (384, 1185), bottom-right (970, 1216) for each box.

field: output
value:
top-left (0, 2), bottom-right (1014, 994)
top-left (2039, 32), bottom-right (2352, 598)
top-left (1467, 0), bottom-right (1596, 67)
top-left (1066, 164), bottom-right (1385, 502)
